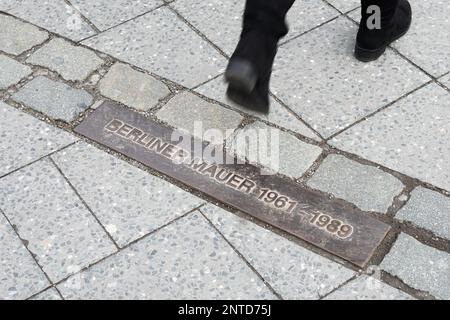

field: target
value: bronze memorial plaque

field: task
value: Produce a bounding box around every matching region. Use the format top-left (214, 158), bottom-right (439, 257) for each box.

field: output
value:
top-left (75, 102), bottom-right (391, 267)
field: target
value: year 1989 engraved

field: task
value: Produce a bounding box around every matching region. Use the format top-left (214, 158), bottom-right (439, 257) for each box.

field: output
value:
top-left (309, 211), bottom-right (353, 239)
top-left (257, 188), bottom-right (298, 213)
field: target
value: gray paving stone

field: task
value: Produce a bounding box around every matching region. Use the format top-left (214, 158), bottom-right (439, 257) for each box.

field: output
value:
top-left (31, 288), bottom-right (61, 300)
top-left (439, 73), bottom-right (450, 89)
top-left (26, 38), bottom-right (104, 82)
top-left (195, 75), bottom-right (321, 141)
top-left (70, 0), bottom-right (163, 31)
top-left (324, 275), bottom-right (413, 300)
top-left (99, 62), bottom-right (170, 110)
top-left (326, 0), bottom-right (360, 12)
top-left (58, 212), bottom-right (275, 299)
top-left (0, 213), bottom-right (49, 300)
top-left (381, 233), bottom-right (450, 299)
top-left (202, 205), bottom-right (355, 299)
top-left (82, 7), bottom-right (226, 88)
top-left (0, 101), bottom-right (76, 177)
top-left (307, 155), bottom-right (404, 213)
top-left (228, 121), bottom-right (323, 178)
top-left (51, 142), bottom-right (205, 247)
top-left (156, 91), bottom-right (243, 142)
top-left (271, 17), bottom-right (429, 137)
top-left (12, 76), bottom-right (93, 121)
top-left (4, 0), bottom-right (96, 41)
top-left (0, 55), bottom-right (32, 89)
top-left (392, 0), bottom-right (450, 77)
top-left (331, 84), bottom-right (450, 192)
top-left (396, 187), bottom-right (450, 240)
top-left (173, 0), bottom-right (338, 55)
top-left (0, 159), bottom-right (117, 282)
top-left (0, 0), bottom-right (16, 11)
top-left (0, 13), bottom-right (48, 55)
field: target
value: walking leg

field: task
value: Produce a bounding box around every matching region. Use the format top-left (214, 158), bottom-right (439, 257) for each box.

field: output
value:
top-left (225, 0), bottom-right (296, 113)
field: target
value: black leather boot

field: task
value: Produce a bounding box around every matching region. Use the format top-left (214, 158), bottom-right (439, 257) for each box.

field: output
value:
top-left (355, 0), bottom-right (412, 62)
top-left (225, 0), bottom-right (295, 113)
top-left (225, 31), bottom-right (277, 113)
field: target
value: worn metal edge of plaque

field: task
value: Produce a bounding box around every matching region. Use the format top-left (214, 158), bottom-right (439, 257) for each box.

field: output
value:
top-left (75, 102), bottom-right (391, 267)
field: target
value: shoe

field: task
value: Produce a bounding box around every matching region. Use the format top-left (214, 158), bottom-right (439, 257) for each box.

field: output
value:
top-left (226, 73), bottom-right (270, 113)
top-left (225, 31), bottom-right (277, 113)
top-left (355, 0), bottom-right (412, 62)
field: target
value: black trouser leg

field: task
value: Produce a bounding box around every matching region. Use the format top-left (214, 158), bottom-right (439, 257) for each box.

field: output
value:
top-left (225, 1), bottom-right (296, 112)
top-left (241, 0), bottom-right (296, 40)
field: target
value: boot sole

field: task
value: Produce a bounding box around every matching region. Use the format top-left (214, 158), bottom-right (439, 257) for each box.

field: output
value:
top-left (225, 58), bottom-right (258, 94)
top-left (355, 4), bottom-right (412, 62)
top-left (226, 86), bottom-right (269, 114)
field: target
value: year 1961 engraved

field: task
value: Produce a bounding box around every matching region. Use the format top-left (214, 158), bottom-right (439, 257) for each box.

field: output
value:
top-left (308, 210), bottom-right (354, 239)
top-left (257, 188), bottom-right (298, 213)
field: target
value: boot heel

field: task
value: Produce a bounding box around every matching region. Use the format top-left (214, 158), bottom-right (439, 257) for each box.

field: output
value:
top-left (225, 58), bottom-right (258, 93)
top-left (354, 43), bottom-right (387, 62)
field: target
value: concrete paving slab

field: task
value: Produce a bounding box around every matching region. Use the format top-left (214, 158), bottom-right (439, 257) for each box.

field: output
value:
top-left (331, 84), bottom-right (450, 192)
top-left (70, 0), bottom-right (163, 31)
top-left (0, 214), bottom-right (49, 300)
top-left (82, 7), bottom-right (227, 88)
top-left (271, 17), bottom-right (429, 137)
top-left (327, 0), bottom-right (360, 12)
top-left (51, 142), bottom-right (205, 247)
top-left (4, 0), bottom-right (96, 41)
top-left (202, 204), bottom-right (355, 299)
top-left (324, 275), bottom-right (413, 300)
top-left (58, 212), bottom-right (276, 300)
top-left (0, 159), bottom-right (117, 282)
top-left (0, 101), bottom-right (76, 177)
top-left (172, 0), bottom-right (339, 55)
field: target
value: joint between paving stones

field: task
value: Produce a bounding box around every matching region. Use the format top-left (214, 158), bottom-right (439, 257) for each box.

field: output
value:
top-left (199, 209), bottom-right (284, 300)
top-left (325, 79), bottom-right (434, 141)
top-left (76, 2), bottom-right (169, 44)
top-left (202, 197), bottom-right (360, 273)
top-left (279, 15), bottom-right (341, 48)
top-left (26, 284), bottom-right (65, 300)
top-left (63, 0), bottom-right (101, 34)
top-left (0, 208), bottom-right (60, 298)
top-left (0, 141), bottom-right (78, 181)
top-left (50, 203), bottom-right (207, 291)
top-left (381, 271), bottom-right (437, 300)
top-left (268, 92), bottom-right (326, 141)
top-left (48, 157), bottom-right (121, 251)
top-left (166, 5), bottom-right (231, 60)
top-left (318, 273), bottom-right (360, 300)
